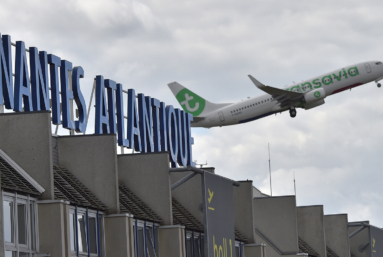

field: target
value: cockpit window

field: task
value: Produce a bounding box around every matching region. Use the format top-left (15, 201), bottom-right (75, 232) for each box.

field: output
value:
top-left (376, 62), bottom-right (382, 65)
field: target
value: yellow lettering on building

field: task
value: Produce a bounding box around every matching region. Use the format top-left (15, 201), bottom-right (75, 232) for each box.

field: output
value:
top-left (214, 236), bottom-right (233, 257)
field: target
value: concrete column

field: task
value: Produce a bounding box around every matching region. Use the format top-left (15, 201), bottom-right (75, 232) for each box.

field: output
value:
top-left (233, 181), bottom-right (256, 244)
top-left (244, 244), bottom-right (266, 257)
top-left (158, 225), bottom-right (186, 257)
top-left (37, 200), bottom-right (69, 257)
top-left (104, 214), bottom-right (134, 257)
top-left (117, 153), bottom-right (173, 225)
top-left (57, 134), bottom-right (120, 214)
top-left (253, 196), bottom-right (299, 255)
top-left (324, 214), bottom-right (350, 257)
top-left (296, 206), bottom-right (327, 257)
top-left (0, 112), bottom-right (54, 200)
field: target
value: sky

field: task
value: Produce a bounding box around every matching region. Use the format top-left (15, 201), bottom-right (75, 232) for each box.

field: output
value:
top-left (1, 0), bottom-right (383, 226)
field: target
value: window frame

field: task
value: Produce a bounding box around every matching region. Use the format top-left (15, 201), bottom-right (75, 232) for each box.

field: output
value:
top-left (185, 230), bottom-right (204, 257)
top-left (69, 206), bottom-right (105, 257)
top-left (2, 191), bottom-right (39, 256)
top-left (133, 219), bottom-right (160, 257)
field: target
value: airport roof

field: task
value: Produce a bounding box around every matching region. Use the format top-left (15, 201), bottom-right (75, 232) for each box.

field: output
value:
top-left (0, 154), bottom-right (42, 196)
top-left (119, 183), bottom-right (163, 224)
top-left (54, 166), bottom-right (108, 211)
top-left (172, 198), bottom-right (248, 243)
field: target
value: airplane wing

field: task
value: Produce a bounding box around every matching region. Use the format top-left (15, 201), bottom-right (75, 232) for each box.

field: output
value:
top-left (248, 75), bottom-right (304, 108)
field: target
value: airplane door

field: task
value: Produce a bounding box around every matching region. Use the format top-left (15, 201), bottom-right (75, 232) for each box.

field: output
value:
top-left (365, 63), bottom-right (371, 73)
top-left (218, 111), bottom-right (225, 122)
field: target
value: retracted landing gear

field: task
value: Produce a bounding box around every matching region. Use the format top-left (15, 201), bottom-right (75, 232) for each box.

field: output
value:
top-left (289, 106), bottom-right (297, 118)
top-left (377, 83), bottom-right (381, 88)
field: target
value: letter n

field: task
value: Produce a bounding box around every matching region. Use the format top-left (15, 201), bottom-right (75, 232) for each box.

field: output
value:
top-left (30, 48), bottom-right (50, 111)
top-left (14, 41), bottom-right (33, 112)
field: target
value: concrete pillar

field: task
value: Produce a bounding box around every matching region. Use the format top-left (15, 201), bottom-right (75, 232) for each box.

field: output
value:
top-left (104, 214), bottom-right (135, 257)
top-left (0, 112), bottom-right (54, 200)
top-left (233, 181), bottom-right (256, 244)
top-left (159, 225), bottom-right (186, 257)
top-left (57, 134), bottom-right (119, 214)
top-left (324, 214), bottom-right (350, 257)
top-left (117, 153), bottom-right (173, 225)
top-left (253, 196), bottom-right (299, 256)
top-left (37, 200), bottom-right (70, 257)
top-left (296, 206), bottom-right (327, 257)
top-left (244, 244), bottom-right (266, 257)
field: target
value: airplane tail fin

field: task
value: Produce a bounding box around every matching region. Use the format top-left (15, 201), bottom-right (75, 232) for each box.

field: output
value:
top-left (168, 82), bottom-right (231, 117)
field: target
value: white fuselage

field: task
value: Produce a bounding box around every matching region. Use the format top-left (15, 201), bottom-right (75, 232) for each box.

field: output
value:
top-left (192, 61), bottom-right (383, 128)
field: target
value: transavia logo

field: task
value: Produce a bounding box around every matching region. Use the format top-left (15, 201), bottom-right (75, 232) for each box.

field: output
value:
top-left (314, 91), bottom-right (321, 98)
top-left (176, 89), bottom-right (206, 116)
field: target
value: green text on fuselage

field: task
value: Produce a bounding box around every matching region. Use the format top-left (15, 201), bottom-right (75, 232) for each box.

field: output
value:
top-left (287, 67), bottom-right (359, 92)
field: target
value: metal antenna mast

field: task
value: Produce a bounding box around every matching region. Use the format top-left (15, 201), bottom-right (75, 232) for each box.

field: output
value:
top-left (268, 143), bottom-right (272, 196)
top-left (294, 170), bottom-right (296, 196)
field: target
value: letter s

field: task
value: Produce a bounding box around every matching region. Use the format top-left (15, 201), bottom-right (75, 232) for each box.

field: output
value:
top-left (72, 66), bottom-right (87, 133)
top-left (312, 79), bottom-right (322, 88)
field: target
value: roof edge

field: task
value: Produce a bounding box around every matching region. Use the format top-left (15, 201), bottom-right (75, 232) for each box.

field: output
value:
top-left (0, 148), bottom-right (45, 194)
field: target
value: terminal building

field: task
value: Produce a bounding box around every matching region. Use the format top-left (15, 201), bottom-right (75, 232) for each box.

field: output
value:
top-left (1, 111), bottom-right (382, 257)
top-left (0, 32), bottom-right (382, 257)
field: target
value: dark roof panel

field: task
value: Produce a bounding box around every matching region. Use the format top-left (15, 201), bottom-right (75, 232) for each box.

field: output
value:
top-left (0, 156), bottom-right (41, 196)
top-left (298, 237), bottom-right (320, 257)
top-left (53, 166), bottom-right (107, 211)
top-left (119, 183), bottom-right (163, 224)
top-left (326, 246), bottom-right (340, 257)
top-left (172, 197), bottom-right (203, 231)
top-left (172, 198), bottom-right (248, 243)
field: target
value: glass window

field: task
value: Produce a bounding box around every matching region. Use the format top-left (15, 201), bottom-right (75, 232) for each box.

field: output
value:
top-left (77, 214), bottom-right (87, 253)
top-left (185, 231), bottom-right (204, 257)
top-left (3, 200), bottom-right (14, 243)
top-left (17, 202), bottom-right (27, 245)
top-left (70, 207), bottom-right (104, 256)
top-left (5, 251), bottom-right (15, 257)
top-left (133, 221), bottom-right (159, 257)
top-left (137, 226), bottom-right (145, 257)
top-left (89, 216), bottom-right (98, 254)
top-left (69, 212), bottom-right (76, 252)
top-left (186, 234), bottom-right (193, 257)
top-left (235, 241), bottom-right (243, 257)
top-left (194, 236), bottom-right (201, 256)
top-left (3, 193), bottom-right (38, 255)
top-left (30, 202), bottom-right (35, 249)
top-left (146, 226), bottom-right (156, 257)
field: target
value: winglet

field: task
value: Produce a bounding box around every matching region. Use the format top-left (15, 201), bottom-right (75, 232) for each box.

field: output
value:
top-left (248, 75), bottom-right (266, 89)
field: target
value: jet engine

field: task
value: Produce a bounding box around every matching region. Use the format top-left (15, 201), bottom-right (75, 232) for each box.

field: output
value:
top-left (304, 99), bottom-right (325, 110)
top-left (304, 88), bottom-right (326, 104)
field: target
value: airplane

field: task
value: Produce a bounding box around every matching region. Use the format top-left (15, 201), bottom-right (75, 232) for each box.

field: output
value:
top-left (168, 61), bottom-right (383, 128)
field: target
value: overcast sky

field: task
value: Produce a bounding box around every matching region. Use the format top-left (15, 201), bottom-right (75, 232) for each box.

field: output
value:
top-left (2, 0), bottom-right (383, 227)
